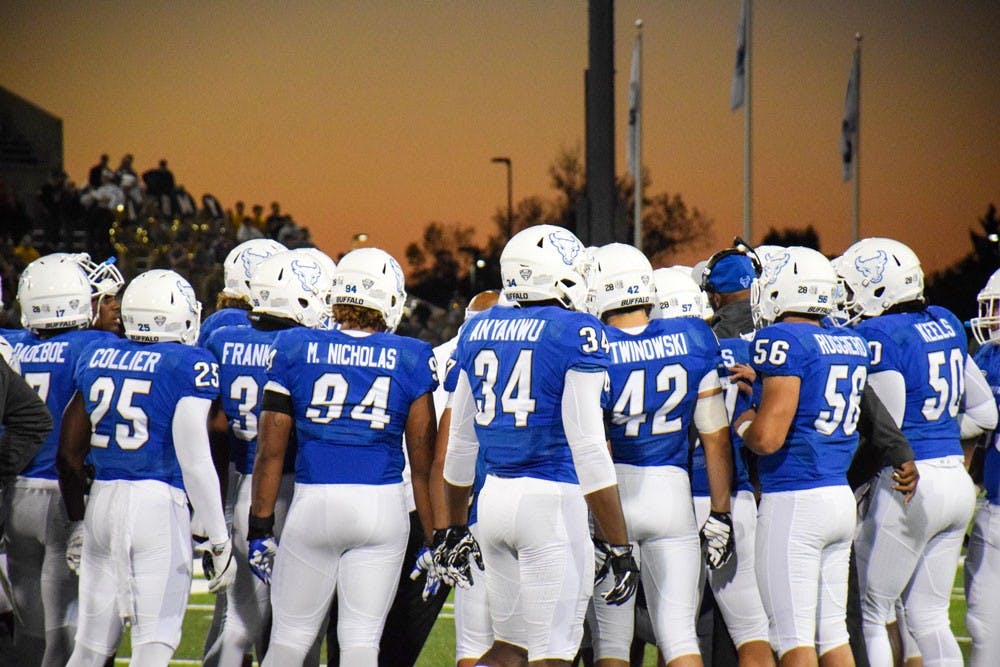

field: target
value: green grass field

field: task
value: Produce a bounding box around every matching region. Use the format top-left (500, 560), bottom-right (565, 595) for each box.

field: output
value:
top-left (110, 565), bottom-right (974, 665)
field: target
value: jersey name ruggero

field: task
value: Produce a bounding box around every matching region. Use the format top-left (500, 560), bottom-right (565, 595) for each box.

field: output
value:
top-left (73, 339), bottom-right (220, 488)
top-left (604, 317), bottom-right (721, 468)
top-left (854, 305), bottom-right (966, 460)
top-left (265, 327), bottom-right (437, 485)
top-left (751, 322), bottom-right (869, 492)
top-left (14, 328), bottom-right (118, 479)
top-left (454, 305), bottom-right (609, 484)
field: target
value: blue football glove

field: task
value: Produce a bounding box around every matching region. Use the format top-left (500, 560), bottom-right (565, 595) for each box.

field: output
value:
top-left (408, 545), bottom-right (442, 601)
top-left (248, 537), bottom-right (277, 585)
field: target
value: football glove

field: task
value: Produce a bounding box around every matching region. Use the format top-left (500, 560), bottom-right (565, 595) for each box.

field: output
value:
top-left (206, 538), bottom-right (237, 593)
top-left (699, 511), bottom-right (735, 571)
top-left (66, 521), bottom-right (84, 574)
top-left (408, 545), bottom-right (442, 601)
top-left (248, 537), bottom-right (278, 585)
top-left (594, 540), bottom-right (639, 606)
top-left (247, 512), bottom-right (277, 585)
top-left (433, 526), bottom-right (483, 589)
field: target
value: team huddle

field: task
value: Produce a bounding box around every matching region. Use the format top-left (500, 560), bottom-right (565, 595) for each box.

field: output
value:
top-left (0, 225), bottom-right (998, 667)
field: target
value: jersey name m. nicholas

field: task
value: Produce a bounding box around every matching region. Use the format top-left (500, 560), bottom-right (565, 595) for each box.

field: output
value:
top-left (305, 341), bottom-right (397, 370)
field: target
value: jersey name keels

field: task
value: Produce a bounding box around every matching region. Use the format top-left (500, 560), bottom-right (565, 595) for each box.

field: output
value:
top-left (913, 318), bottom-right (957, 343)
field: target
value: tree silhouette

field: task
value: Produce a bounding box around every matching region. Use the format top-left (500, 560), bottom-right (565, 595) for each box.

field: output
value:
top-left (924, 203), bottom-right (1000, 320)
top-left (405, 146), bottom-right (714, 305)
top-left (759, 225), bottom-right (821, 250)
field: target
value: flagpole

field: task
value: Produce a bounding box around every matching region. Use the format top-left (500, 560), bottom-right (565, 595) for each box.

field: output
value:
top-left (743, 0), bottom-right (753, 244)
top-left (633, 20), bottom-right (643, 251)
top-left (852, 33), bottom-right (861, 244)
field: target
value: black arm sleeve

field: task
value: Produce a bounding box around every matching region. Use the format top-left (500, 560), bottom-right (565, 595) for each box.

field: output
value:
top-left (260, 389), bottom-right (294, 416)
top-left (0, 359), bottom-right (54, 477)
top-left (847, 385), bottom-right (914, 489)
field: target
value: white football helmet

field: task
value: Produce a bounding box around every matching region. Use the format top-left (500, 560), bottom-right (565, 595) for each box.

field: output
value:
top-left (652, 267), bottom-right (706, 319)
top-left (751, 246), bottom-right (838, 328)
top-left (121, 270), bottom-right (202, 345)
top-left (250, 250), bottom-right (333, 329)
top-left (222, 239), bottom-right (287, 300)
top-left (590, 243), bottom-right (654, 318)
top-left (71, 253), bottom-right (125, 298)
top-left (972, 268), bottom-right (1000, 345)
top-left (500, 225), bottom-right (591, 311)
top-left (18, 255), bottom-right (93, 331)
top-left (331, 248), bottom-right (407, 331)
top-left (833, 238), bottom-right (923, 320)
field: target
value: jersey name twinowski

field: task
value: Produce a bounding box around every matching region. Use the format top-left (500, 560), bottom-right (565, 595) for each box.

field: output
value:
top-left (608, 332), bottom-right (689, 364)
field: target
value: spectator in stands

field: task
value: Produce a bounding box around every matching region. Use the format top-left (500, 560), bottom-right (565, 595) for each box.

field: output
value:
top-left (227, 200), bottom-right (246, 232)
top-left (0, 178), bottom-right (31, 245)
top-left (38, 169), bottom-right (80, 244)
top-left (87, 154), bottom-right (109, 189)
top-left (237, 216), bottom-right (264, 242)
top-left (119, 172), bottom-right (143, 223)
top-left (13, 234), bottom-right (40, 266)
top-left (250, 203), bottom-right (265, 229)
top-left (115, 153), bottom-right (136, 184)
top-left (265, 201), bottom-right (286, 238)
top-left (141, 158), bottom-right (175, 196)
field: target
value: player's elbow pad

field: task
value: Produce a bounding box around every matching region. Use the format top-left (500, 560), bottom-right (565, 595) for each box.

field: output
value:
top-left (443, 434), bottom-right (478, 487)
top-left (563, 369), bottom-right (617, 495)
top-left (694, 381), bottom-right (730, 435)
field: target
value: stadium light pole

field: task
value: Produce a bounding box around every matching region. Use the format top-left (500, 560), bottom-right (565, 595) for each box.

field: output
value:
top-left (491, 156), bottom-right (513, 242)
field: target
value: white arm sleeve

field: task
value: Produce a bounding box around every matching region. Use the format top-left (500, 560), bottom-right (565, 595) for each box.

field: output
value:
top-left (173, 396), bottom-right (228, 544)
top-left (959, 354), bottom-right (999, 440)
top-left (562, 369), bottom-right (617, 495)
top-left (443, 370), bottom-right (479, 487)
top-left (866, 370), bottom-right (907, 429)
top-left (694, 370), bottom-right (729, 434)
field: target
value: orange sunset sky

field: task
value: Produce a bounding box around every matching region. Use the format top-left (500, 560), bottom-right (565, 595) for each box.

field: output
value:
top-left (2, 1), bottom-right (998, 274)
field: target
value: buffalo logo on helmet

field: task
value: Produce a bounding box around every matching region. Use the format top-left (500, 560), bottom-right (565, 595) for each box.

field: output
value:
top-left (854, 250), bottom-right (888, 285)
top-left (548, 231), bottom-right (582, 266)
top-left (176, 281), bottom-right (198, 312)
top-left (760, 252), bottom-right (791, 287)
top-left (290, 259), bottom-right (322, 294)
top-left (241, 248), bottom-right (272, 277)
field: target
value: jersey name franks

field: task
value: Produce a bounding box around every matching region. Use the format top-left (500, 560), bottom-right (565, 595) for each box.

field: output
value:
top-left (220, 341), bottom-right (271, 367)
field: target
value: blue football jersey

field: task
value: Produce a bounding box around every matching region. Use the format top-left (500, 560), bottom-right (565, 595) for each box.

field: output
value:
top-left (751, 322), bottom-right (869, 492)
top-left (206, 324), bottom-right (295, 474)
top-left (854, 306), bottom-right (967, 460)
top-left (0, 327), bottom-right (27, 347)
top-left (973, 341), bottom-right (1000, 504)
top-left (691, 335), bottom-right (753, 496)
top-left (74, 339), bottom-right (220, 488)
top-left (266, 327), bottom-right (437, 485)
top-left (453, 305), bottom-right (609, 484)
top-left (14, 328), bottom-right (118, 479)
top-left (198, 308), bottom-right (250, 347)
top-left (604, 317), bottom-right (721, 468)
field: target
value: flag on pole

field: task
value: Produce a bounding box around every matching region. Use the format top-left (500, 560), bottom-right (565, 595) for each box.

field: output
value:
top-left (627, 34), bottom-right (641, 178)
top-left (841, 46), bottom-right (860, 181)
top-left (730, 0), bottom-right (747, 110)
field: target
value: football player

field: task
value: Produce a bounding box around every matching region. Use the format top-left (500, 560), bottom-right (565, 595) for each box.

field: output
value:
top-left (439, 225), bottom-right (638, 666)
top-left (248, 247), bottom-right (438, 666)
top-left (201, 249), bottom-right (334, 666)
top-left (652, 266), bottom-right (774, 667)
top-left (199, 238), bottom-right (286, 345)
top-left (836, 238), bottom-right (996, 667)
top-left (4, 255), bottom-right (119, 665)
top-left (57, 269), bottom-right (235, 667)
top-left (735, 247), bottom-right (868, 666)
top-left (75, 254), bottom-right (125, 336)
top-left (587, 244), bottom-right (734, 667)
top-left (966, 267), bottom-right (1000, 667)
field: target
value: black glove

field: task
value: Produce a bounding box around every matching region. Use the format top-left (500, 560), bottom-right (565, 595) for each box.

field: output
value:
top-left (594, 539), bottom-right (639, 606)
top-left (699, 511), bottom-right (735, 570)
top-left (433, 525), bottom-right (483, 588)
